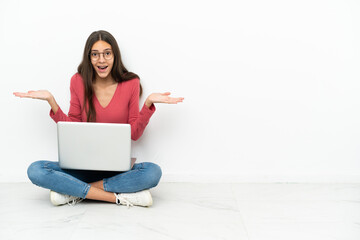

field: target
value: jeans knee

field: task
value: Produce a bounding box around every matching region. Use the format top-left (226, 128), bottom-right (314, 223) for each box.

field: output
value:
top-left (27, 161), bottom-right (48, 186)
top-left (146, 162), bottom-right (162, 188)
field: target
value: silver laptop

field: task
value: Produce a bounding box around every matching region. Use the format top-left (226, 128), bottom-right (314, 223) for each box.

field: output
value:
top-left (57, 122), bottom-right (135, 171)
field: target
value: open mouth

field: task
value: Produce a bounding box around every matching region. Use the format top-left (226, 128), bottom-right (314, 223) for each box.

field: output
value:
top-left (97, 66), bottom-right (108, 71)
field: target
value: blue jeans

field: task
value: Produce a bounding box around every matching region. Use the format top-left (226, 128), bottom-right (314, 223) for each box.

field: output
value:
top-left (27, 161), bottom-right (162, 199)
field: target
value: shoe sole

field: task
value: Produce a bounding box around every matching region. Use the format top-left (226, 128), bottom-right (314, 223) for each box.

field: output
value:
top-left (144, 190), bottom-right (153, 207)
top-left (50, 191), bottom-right (62, 206)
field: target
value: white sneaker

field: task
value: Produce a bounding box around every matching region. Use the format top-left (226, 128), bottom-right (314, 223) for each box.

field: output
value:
top-left (50, 190), bottom-right (83, 206)
top-left (114, 190), bottom-right (153, 208)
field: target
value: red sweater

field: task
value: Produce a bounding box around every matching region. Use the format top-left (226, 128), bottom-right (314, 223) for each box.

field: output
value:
top-left (50, 73), bottom-right (155, 141)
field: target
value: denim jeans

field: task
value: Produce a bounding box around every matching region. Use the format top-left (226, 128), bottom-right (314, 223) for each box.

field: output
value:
top-left (27, 160), bottom-right (162, 199)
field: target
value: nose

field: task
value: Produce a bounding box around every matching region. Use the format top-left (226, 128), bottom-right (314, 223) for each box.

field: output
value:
top-left (98, 53), bottom-right (106, 62)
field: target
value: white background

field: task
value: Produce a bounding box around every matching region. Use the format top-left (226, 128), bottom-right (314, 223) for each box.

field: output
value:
top-left (1, 0), bottom-right (359, 182)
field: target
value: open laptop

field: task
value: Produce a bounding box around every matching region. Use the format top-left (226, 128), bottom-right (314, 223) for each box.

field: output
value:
top-left (57, 122), bottom-right (135, 171)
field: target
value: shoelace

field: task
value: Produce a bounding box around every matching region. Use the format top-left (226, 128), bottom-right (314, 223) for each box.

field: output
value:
top-left (114, 193), bottom-right (134, 208)
top-left (67, 197), bottom-right (83, 206)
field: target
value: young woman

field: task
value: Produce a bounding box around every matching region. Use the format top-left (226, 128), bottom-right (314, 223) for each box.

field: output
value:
top-left (13, 30), bottom-right (184, 207)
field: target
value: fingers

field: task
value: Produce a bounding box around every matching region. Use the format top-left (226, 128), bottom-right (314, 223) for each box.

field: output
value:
top-left (13, 92), bottom-right (29, 98)
top-left (172, 97), bottom-right (184, 103)
top-left (159, 92), bottom-right (184, 102)
top-left (13, 91), bottom-right (42, 99)
top-left (165, 97), bottom-right (184, 104)
top-left (173, 97), bottom-right (184, 101)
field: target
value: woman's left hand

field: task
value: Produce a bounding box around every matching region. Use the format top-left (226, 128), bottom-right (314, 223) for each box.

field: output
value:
top-left (145, 92), bottom-right (184, 107)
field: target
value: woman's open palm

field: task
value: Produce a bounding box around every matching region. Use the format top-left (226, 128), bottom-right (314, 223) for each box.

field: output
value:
top-left (148, 92), bottom-right (184, 104)
top-left (13, 90), bottom-right (52, 101)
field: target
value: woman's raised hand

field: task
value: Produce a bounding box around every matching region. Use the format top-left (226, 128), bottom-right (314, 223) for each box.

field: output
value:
top-left (13, 90), bottom-right (60, 113)
top-left (13, 90), bottom-right (53, 101)
top-left (145, 92), bottom-right (184, 107)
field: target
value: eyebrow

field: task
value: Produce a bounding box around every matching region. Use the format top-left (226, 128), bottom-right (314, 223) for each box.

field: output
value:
top-left (91, 48), bottom-right (112, 52)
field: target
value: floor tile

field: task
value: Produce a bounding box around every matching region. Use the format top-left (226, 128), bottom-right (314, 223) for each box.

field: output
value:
top-left (231, 183), bottom-right (360, 201)
top-left (244, 222), bottom-right (360, 240)
top-left (0, 183), bottom-right (249, 240)
top-left (1, 182), bottom-right (359, 240)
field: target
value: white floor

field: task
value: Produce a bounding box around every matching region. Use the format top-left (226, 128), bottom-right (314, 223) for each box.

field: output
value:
top-left (0, 182), bottom-right (359, 240)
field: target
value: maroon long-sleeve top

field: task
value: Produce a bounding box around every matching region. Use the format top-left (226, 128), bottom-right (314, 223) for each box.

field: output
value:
top-left (50, 73), bottom-right (155, 140)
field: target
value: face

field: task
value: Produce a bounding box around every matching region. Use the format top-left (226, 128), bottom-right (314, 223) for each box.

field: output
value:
top-left (90, 40), bottom-right (114, 80)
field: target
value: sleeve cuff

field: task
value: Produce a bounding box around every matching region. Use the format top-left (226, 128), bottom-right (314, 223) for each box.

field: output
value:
top-left (49, 107), bottom-right (64, 123)
top-left (140, 103), bottom-right (155, 119)
top-left (143, 103), bottom-right (155, 112)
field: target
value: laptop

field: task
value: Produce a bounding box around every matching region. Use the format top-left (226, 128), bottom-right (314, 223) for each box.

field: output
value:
top-left (57, 122), bottom-right (135, 171)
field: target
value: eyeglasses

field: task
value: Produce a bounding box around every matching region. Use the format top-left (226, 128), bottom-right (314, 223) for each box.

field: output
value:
top-left (90, 50), bottom-right (113, 61)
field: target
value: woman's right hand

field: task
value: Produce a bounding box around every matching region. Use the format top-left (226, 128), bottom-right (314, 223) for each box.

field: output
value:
top-left (13, 90), bottom-right (53, 101)
top-left (13, 90), bottom-right (59, 114)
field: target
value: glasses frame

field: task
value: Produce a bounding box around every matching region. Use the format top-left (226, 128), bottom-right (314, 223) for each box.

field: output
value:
top-left (89, 50), bottom-right (114, 61)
